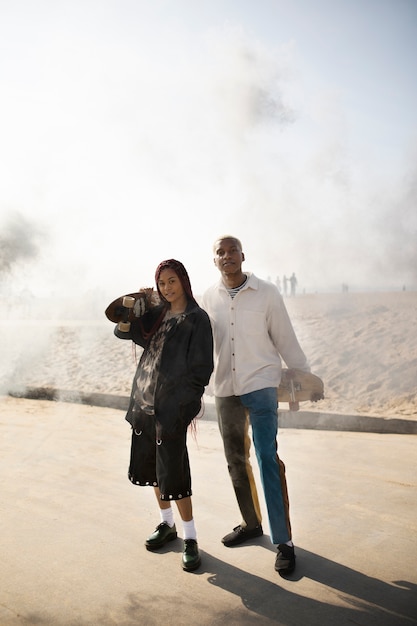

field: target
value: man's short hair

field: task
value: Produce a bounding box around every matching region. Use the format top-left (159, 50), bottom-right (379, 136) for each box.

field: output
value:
top-left (213, 235), bottom-right (243, 253)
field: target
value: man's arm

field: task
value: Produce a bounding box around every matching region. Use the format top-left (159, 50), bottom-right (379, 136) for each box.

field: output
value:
top-left (268, 291), bottom-right (310, 372)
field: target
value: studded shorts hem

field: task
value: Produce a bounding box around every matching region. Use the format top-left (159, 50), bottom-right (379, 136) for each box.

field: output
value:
top-left (128, 473), bottom-right (191, 500)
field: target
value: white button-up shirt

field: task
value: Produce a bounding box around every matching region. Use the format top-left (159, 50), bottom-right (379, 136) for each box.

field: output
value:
top-left (202, 272), bottom-right (310, 397)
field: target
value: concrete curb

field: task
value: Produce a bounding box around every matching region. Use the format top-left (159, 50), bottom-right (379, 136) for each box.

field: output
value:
top-left (277, 408), bottom-right (417, 434)
top-left (8, 387), bottom-right (416, 435)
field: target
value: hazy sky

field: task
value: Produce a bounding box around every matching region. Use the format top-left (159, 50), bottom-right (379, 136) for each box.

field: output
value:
top-left (1, 0), bottom-right (416, 297)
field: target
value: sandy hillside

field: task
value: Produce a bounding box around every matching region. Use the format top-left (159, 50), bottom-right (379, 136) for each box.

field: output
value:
top-left (1, 291), bottom-right (416, 419)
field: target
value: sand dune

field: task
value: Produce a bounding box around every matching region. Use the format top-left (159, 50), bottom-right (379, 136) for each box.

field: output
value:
top-left (1, 291), bottom-right (416, 419)
top-left (284, 291), bottom-right (417, 418)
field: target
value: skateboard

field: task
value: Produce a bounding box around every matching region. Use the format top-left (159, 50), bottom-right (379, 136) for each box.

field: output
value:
top-left (277, 368), bottom-right (324, 411)
top-left (105, 289), bottom-right (160, 332)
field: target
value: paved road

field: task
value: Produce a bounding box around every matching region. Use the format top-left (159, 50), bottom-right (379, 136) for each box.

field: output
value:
top-left (1, 397), bottom-right (416, 625)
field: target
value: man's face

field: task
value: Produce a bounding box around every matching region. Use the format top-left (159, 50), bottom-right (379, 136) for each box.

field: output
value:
top-left (213, 238), bottom-right (245, 276)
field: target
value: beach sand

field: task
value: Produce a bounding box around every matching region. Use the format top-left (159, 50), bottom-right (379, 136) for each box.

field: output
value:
top-left (1, 290), bottom-right (416, 419)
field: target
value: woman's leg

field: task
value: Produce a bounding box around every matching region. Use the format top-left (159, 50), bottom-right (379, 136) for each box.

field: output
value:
top-left (145, 486), bottom-right (177, 550)
top-left (175, 495), bottom-right (192, 522)
top-left (153, 486), bottom-right (171, 510)
top-left (153, 431), bottom-right (200, 569)
top-left (176, 496), bottom-right (198, 542)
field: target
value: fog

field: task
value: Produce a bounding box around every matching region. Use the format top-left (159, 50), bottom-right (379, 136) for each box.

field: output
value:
top-left (1, 0), bottom-right (416, 316)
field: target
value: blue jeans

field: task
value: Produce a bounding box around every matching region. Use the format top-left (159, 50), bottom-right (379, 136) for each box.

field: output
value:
top-left (216, 388), bottom-right (291, 544)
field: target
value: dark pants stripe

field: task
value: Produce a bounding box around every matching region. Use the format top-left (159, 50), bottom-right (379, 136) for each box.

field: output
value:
top-left (216, 390), bottom-right (292, 544)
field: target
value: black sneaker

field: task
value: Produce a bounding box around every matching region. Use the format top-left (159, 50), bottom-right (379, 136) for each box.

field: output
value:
top-left (182, 539), bottom-right (201, 572)
top-left (275, 543), bottom-right (296, 576)
top-left (145, 522), bottom-right (177, 550)
top-left (222, 524), bottom-right (263, 547)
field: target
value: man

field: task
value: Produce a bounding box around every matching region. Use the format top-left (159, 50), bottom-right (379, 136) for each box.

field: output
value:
top-left (202, 235), bottom-right (310, 576)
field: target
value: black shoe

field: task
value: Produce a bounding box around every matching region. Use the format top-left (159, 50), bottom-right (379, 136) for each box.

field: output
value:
top-left (145, 522), bottom-right (177, 551)
top-left (275, 543), bottom-right (296, 576)
top-left (221, 524), bottom-right (263, 547)
top-left (182, 539), bottom-right (201, 572)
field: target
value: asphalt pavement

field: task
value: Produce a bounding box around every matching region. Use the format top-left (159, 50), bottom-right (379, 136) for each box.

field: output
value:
top-left (1, 396), bottom-right (416, 626)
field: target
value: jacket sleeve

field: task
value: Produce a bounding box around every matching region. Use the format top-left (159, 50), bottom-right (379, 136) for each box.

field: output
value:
top-left (186, 309), bottom-right (214, 392)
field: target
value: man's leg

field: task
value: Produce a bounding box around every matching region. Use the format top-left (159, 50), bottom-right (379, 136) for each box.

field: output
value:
top-left (240, 387), bottom-right (292, 545)
top-left (215, 395), bottom-right (262, 529)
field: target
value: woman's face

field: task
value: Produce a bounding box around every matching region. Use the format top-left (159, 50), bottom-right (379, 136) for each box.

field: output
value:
top-left (157, 268), bottom-right (187, 312)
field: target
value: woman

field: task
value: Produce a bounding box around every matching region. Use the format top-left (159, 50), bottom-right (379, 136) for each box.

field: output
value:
top-left (114, 259), bottom-right (213, 572)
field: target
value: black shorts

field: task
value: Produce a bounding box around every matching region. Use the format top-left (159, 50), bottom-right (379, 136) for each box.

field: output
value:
top-left (128, 417), bottom-right (192, 501)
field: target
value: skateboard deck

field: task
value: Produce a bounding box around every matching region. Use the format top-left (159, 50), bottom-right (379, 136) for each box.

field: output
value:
top-left (105, 290), bottom-right (160, 332)
top-left (278, 368), bottom-right (324, 411)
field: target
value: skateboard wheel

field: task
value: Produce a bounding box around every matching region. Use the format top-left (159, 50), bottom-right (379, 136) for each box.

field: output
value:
top-left (122, 296), bottom-right (135, 308)
top-left (118, 321), bottom-right (131, 332)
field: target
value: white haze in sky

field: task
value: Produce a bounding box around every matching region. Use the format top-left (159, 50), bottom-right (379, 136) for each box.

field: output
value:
top-left (1, 0), bottom-right (416, 304)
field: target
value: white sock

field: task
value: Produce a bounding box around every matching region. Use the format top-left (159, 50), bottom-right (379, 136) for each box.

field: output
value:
top-left (285, 540), bottom-right (293, 547)
top-left (160, 507), bottom-right (175, 528)
top-left (182, 518), bottom-right (197, 541)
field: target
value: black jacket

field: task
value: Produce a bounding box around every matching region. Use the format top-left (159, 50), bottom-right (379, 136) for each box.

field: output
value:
top-left (115, 300), bottom-right (213, 436)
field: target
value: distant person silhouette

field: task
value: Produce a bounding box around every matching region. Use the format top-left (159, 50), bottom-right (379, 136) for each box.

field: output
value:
top-left (275, 276), bottom-right (281, 293)
top-left (290, 273), bottom-right (297, 297)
